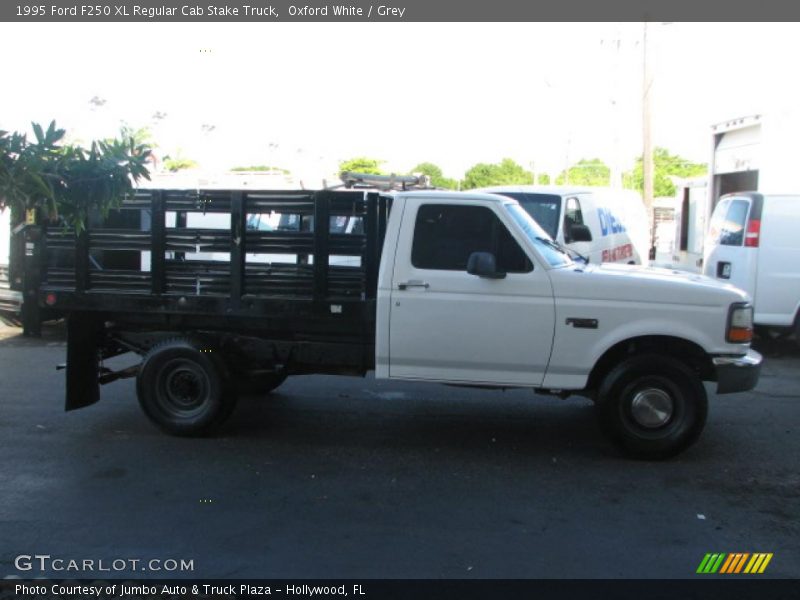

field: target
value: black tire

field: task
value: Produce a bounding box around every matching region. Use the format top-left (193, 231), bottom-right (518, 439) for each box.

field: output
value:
top-left (136, 339), bottom-right (236, 436)
top-left (596, 354), bottom-right (708, 460)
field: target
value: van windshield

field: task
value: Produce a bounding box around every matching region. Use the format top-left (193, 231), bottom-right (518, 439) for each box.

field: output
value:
top-left (709, 198), bottom-right (751, 246)
top-left (490, 192), bottom-right (561, 239)
top-left (505, 203), bottom-right (572, 268)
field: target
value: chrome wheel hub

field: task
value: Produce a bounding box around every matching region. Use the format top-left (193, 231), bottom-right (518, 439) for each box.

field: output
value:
top-left (630, 388), bottom-right (674, 428)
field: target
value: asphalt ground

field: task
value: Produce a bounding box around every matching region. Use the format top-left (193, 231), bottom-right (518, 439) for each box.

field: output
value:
top-left (0, 322), bottom-right (798, 579)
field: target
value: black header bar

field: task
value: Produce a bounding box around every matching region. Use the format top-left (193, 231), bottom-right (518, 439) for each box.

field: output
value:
top-left (3, 0), bottom-right (800, 22)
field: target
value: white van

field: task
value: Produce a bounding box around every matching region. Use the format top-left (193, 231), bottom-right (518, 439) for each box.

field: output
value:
top-left (0, 208), bottom-right (22, 323)
top-left (476, 186), bottom-right (650, 265)
top-left (703, 192), bottom-right (800, 337)
top-left (0, 208), bottom-right (9, 267)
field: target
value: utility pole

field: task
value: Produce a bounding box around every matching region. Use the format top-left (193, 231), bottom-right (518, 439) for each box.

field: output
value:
top-left (642, 22), bottom-right (656, 258)
top-left (604, 31), bottom-right (623, 189)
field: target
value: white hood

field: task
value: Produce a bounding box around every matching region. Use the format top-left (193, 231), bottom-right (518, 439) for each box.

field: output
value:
top-left (551, 262), bottom-right (750, 306)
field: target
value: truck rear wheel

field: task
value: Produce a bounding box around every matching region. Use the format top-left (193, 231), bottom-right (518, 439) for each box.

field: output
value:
top-left (136, 339), bottom-right (236, 436)
top-left (596, 354), bottom-right (707, 459)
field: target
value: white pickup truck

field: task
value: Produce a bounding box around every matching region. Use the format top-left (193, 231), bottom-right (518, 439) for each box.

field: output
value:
top-left (39, 189), bottom-right (761, 459)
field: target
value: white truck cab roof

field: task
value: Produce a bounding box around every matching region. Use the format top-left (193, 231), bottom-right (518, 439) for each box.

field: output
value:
top-left (394, 190), bottom-right (512, 204)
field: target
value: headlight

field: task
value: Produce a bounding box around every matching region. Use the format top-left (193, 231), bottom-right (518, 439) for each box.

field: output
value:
top-left (727, 303), bottom-right (754, 343)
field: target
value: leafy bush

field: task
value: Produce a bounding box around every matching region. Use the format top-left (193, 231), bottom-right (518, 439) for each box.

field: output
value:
top-left (0, 121), bottom-right (151, 232)
top-left (339, 157), bottom-right (384, 175)
top-left (462, 158), bottom-right (532, 190)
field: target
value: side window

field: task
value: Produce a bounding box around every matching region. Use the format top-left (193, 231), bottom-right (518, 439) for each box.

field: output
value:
top-left (563, 197), bottom-right (584, 242)
top-left (707, 198), bottom-right (730, 244)
top-left (719, 199), bottom-right (750, 247)
top-left (411, 205), bottom-right (532, 273)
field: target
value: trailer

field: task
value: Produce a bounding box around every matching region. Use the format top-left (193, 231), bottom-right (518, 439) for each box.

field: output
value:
top-left (25, 188), bottom-right (387, 416)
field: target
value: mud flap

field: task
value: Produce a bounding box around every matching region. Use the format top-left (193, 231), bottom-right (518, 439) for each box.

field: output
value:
top-left (65, 313), bottom-right (102, 411)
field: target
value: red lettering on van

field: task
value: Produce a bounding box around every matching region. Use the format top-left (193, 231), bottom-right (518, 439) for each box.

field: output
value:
top-left (602, 243), bottom-right (633, 263)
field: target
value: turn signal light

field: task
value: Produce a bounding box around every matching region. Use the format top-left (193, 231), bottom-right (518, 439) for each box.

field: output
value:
top-left (727, 304), bottom-right (753, 343)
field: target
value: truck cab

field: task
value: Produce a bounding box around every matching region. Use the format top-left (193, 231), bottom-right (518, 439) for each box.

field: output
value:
top-left (376, 192), bottom-right (558, 386)
top-left (376, 191), bottom-right (760, 457)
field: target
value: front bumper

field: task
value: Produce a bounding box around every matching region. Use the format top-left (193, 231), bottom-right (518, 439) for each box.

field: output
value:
top-left (713, 349), bottom-right (762, 394)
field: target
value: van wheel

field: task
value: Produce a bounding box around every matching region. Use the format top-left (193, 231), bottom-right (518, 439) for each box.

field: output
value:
top-left (596, 354), bottom-right (707, 459)
top-left (136, 339), bottom-right (236, 436)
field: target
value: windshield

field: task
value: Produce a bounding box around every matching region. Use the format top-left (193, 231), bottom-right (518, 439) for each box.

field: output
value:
top-left (505, 203), bottom-right (573, 268)
top-left (492, 192), bottom-right (561, 239)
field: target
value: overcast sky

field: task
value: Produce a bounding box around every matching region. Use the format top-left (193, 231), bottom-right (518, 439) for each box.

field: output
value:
top-left (2, 22), bottom-right (799, 182)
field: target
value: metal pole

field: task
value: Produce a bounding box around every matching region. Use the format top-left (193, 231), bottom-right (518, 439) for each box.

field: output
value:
top-left (610, 32), bottom-right (622, 189)
top-left (642, 22), bottom-right (656, 257)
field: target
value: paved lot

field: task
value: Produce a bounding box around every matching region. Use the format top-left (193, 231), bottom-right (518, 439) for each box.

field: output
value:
top-left (0, 322), bottom-right (798, 579)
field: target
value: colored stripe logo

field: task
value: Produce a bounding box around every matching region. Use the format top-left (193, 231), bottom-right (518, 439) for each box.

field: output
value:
top-left (697, 553), bottom-right (773, 574)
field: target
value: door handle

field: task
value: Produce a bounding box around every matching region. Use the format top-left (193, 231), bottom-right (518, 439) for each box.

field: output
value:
top-left (397, 280), bottom-right (430, 290)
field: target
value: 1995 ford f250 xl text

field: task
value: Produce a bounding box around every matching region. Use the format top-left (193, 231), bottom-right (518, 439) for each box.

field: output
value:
top-left (23, 188), bottom-right (761, 459)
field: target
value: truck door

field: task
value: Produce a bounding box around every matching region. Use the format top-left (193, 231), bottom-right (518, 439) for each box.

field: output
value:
top-left (388, 199), bottom-right (556, 386)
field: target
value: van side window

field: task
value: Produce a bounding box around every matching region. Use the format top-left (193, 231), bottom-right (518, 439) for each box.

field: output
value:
top-left (412, 205), bottom-right (532, 273)
top-left (563, 197), bottom-right (584, 242)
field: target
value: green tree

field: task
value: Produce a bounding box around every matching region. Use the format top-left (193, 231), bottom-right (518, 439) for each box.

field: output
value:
top-left (409, 162), bottom-right (457, 189)
top-left (162, 152), bottom-right (198, 173)
top-left (230, 165), bottom-right (290, 174)
top-left (623, 147), bottom-right (707, 197)
top-left (0, 121), bottom-right (151, 232)
top-left (116, 122), bottom-right (153, 147)
top-left (556, 158), bottom-right (610, 186)
top-left (339, 157), bottom-right (384, 175)
top-left (462, 158), bottom-right (533, 189)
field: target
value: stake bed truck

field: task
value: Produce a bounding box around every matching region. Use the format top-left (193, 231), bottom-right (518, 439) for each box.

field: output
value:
top-left (26, 188), bottom-right (761, 458)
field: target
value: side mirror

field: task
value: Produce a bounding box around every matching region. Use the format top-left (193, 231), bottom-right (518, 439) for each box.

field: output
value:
top-left (467, 252), bottom-right (506, 279)
top-left (568, 223), bottom-right (592, 243)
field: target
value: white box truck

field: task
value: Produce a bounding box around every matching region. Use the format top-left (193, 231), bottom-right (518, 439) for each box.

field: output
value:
top-left (0, 208), bottom-right (22, 323)
top-left (701, 109), bottom-right (800, 340)
top-left (665, 177), bottom-right (708, 273)
top-left (710, 110), bottom-right (800, 201)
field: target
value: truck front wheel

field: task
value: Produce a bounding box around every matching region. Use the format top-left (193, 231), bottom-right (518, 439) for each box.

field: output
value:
top-left (136, 339), bottom-right (236, 436)
top-left (596, 354), bottom-right (707, 459)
